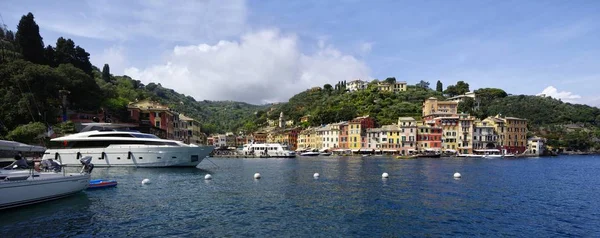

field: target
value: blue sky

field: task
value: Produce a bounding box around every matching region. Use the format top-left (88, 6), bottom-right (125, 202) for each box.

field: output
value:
top-left (1, 0), bottom-right (599, 106)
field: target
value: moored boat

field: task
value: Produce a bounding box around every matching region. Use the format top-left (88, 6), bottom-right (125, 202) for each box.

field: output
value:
top-left (242, 143), bottom-right (296, 158)
top-left (0, 140), bottom-right (94, 210)
top-left (88, 179), bottom-right (117, 189)
top-left (300, 151), bottom-right (320, 156)
top-left (43, 127), bottom-right (213, 167)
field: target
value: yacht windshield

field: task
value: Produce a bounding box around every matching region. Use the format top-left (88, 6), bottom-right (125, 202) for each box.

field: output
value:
top-left (132, 134), bottom-right (160, 139)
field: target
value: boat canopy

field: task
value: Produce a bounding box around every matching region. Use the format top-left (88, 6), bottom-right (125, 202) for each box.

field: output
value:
top-left (359, 148), bottom-right (373, 152)
top-left (0, 140), bottom-right (46, 152)
top-left (444, 149), bottom-right (457, 153)
top-left (425, 148), bottom-right (439, 152)
top-left (333, 149), bottom-right (347, 152)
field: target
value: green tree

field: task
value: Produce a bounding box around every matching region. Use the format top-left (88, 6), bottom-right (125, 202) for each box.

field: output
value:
top-left (436, 80), bottom-right (443, 92)
top-left (455, 81), bottom-right (470, 95)
top-left (15, 13), bottom-right (46, 64)
top-left (416, 80), bottom-right (430, 90)
top-left (102, 64), bottom-right (111, 82)
top-left (458, 97), bottom-right (475, 114)
top-left (54, 121), bottom-right (76, 136)
top-left (444, 85), bottom-right (458, 97)
top-left (384, 77), bottom-right (396, 84)
top-left (7, 122), bottom-right (46, 144)
top-left (5, 30), bottom-right (15, 42)
top-left (323, 83), bottom-right (332, 92)
top-left (44, 45), bottom-right (56, 67)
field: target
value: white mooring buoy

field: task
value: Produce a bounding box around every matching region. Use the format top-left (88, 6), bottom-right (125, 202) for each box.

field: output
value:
top-left (313, 173), bottom-right (320, 178)
top-left (254, 173), bottom-right (261, 179)
top-left (454, 172), bottom-right (461, 179)
top-left (142, 178), bottom-right (151, 184)
top-left (382, 172), bottom-right (389, 179)
top-left (205, 174), bottom-right (212, 180)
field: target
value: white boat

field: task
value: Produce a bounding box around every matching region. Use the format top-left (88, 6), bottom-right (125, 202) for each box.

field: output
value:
top-left (0, 140), bottom-right (93, 210)
top-left (42, 129), bottom-right (214, 167)
top-left (319, 152), bottom-right (332, 156)
top-left (241, 143), bottom-right (296, 158)
top-left (300, 151), bottom-right (320, 156)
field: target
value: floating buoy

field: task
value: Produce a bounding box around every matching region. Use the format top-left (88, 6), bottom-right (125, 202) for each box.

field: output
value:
top-left (254, 173), bottom-right (261, 179)
top-left (313, 173), bottom-right (320, 178)
top-left (142, 178), bottom-right (151, 184)
top-left (454, 172), bottom-right (461, 179)
top-left (205, 174), bottom-right (212, 180)
top-left (382, 172), bottom-right (389, 178)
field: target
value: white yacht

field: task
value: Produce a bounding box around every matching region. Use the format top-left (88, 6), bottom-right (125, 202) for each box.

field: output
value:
top-left (43, 130), bottom-right (214, 167)
top-left (0, 140), bottom-right (93, 210)
top-left (241, 143), bottom-right (296, 158)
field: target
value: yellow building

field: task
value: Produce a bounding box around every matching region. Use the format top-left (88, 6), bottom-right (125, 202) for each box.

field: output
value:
top-left (422, 97), bottom-right (458, 121)
top-left (178, 113), bottom-right (205, 145)
top-left (382, 125), bottom-right (401, 153)
top-left (436, 116), bottom-right (459, 152)
top-left (348, 121), bottom-right (362, 151)
top-left (458, 113), bottom-right (475, 154)
top-left (297, 128), bottom-right (313, 151)
top-left (483, 115), bottom-right (528, 154)
top-left (377, 81), bottom-right (407, 93)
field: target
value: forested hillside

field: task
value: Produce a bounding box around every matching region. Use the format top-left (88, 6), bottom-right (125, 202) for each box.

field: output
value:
top-left (0, 12), bottom-right (266, 143)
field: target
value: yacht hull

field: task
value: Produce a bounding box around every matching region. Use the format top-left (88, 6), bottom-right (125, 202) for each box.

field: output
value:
top-left (43, 146), bottom-right (214, 167)
top-left (0, 172), bottom-right (90, 210)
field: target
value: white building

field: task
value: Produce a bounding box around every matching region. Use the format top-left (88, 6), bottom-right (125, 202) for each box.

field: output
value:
top-left (347, 79), bottom-right (368, 92)
top-left (316, 123), bottom-right (341, 150)
top-left (527, 137), bottom-right (546, 156)
top-left (448, 92), bottom-right (476, 103)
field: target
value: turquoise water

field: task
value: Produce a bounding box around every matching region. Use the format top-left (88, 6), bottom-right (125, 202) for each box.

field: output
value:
top-left (1, 156), bottom-right (600, 237)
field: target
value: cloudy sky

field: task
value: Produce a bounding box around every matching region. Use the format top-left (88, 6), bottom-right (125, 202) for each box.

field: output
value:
top-left (2, 0), bottom-right (599, 106)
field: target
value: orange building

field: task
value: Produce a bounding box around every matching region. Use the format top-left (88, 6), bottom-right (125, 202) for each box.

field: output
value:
top-left (422, 97), bottom-right (458, 121)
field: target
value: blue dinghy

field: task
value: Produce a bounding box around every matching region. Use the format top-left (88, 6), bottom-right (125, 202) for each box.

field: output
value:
top-left (87, 179), bottom-right (118, 189)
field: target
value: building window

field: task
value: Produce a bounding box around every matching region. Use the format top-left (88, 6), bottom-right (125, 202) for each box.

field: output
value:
top-left (155, 121), bottom-right (161, 128)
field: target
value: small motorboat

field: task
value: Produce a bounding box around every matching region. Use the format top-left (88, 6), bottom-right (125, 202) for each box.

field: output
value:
top-left (319, 152), bottom-right (332, 156)
top-left (300, 151), bottom-right (320, 156)
top-left (87, 179), bottom-right (117, 189)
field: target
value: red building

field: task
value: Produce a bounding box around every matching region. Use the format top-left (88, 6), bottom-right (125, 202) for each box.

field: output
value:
top-left (338, 123), bottom-right (349, 149)
top-left (417, 120), bottom-right (443, 152)
top-left (127, 100), bottom-right (176, 139)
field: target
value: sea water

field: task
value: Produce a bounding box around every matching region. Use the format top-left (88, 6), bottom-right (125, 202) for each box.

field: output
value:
top-left (1, 156), bottom-right (599, 237)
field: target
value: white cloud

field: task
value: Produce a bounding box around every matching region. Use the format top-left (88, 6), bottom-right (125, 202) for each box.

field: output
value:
top-left (125, 29), bottom-right (370, 104)
top-left (537, 86), bottom-right (581, 103)
top-left (91, 46), bottom-right (127, 75)
top-left (359, 42), bottom-right (373, 54)
top-left (38, 0), bottom-right (247, 42)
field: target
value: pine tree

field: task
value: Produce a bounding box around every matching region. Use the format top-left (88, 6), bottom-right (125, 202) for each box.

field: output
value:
top-left (102, 64), bottom-right (111, 82)
top-left (436, 80), bottom-right (443, 92)
top-left (15, 13), bottom-right (45, 64)
top-left (44, 45), bottom-right (56, 67)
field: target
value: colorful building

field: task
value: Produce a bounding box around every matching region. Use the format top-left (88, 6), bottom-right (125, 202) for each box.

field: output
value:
top-left (179, 113), bottom-right (205, 145)
top-left (252, 131), bottom-right (267, 144)
top-left (127, 100), bottom-right (176, 139)
top-left (422, 97), bottom-right (459, 121)
top-left (338, 123), bottom-right (349, 149)
top-left (473, 119), bottom-right (498, 151)
top-left (503, 116), bottom-right (528, 154)
top-left (457, 113), bottom-right (475, 154)
top-left (377, 81), bottom-right (407, 93)
top-left (436, 117), bottom-right (459, 152)
top-left (398, 117), bottom-right (418, 155)
top-left (348, 116), bottom-right (375, 152)
top-left (416, 120), bottom-right (442, 152)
